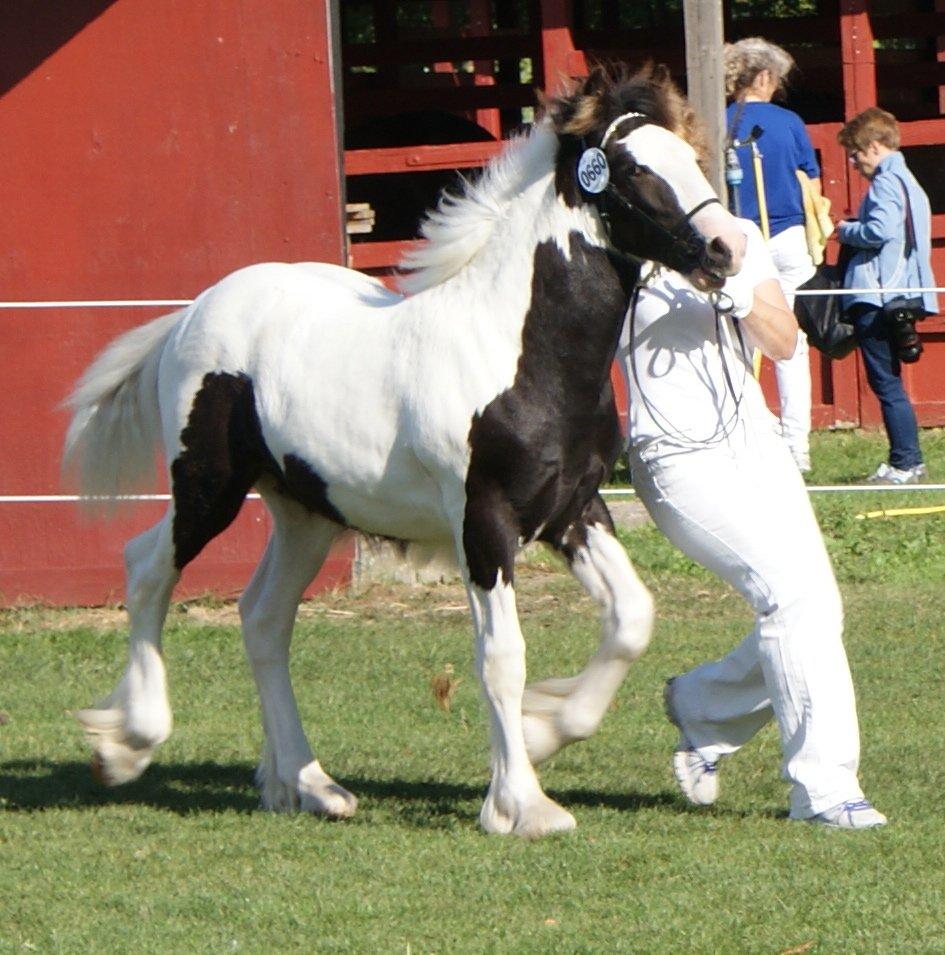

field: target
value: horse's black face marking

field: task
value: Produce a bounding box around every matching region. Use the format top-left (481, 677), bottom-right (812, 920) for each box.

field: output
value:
top-left (171, 372), bottom-right (347, 570)
top-left (602, 143), bottom-right (702, 271)
top-left (463, 234), bottom-right (632, 590)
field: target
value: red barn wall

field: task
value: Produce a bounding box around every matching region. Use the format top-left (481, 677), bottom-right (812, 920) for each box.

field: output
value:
top-left (0, 0), bottom-right (352, 606)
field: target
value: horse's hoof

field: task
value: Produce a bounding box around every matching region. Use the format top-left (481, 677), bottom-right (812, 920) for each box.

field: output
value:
top-left (76, 708), bottom-right (155, 786)
top-left (522, 712), bottom-right (568, 765)
top-left (480, 791), bottom-right (576, 838)
top-left (299, 784), bottom-right (358, 819)
top-left (522, 686), bottom-right (587, 765)
top-left (259, 760), bottom-right (357, 819)
top-left (512, 797), bottom-right (577, 839)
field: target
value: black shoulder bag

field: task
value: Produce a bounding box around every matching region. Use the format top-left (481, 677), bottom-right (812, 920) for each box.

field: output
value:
top-left (794, 245), bottom-right (857, 360)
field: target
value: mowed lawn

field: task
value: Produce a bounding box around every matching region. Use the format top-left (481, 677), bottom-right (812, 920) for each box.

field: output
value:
top-left (2, 429), bottom-right (945, 953)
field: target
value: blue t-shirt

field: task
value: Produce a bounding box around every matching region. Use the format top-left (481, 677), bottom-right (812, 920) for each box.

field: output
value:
top-left (725, 102), bottom-right (819, 237)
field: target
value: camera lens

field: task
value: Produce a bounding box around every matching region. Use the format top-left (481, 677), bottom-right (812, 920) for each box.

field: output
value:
top-left (890, 311), bottom-right (923, 364)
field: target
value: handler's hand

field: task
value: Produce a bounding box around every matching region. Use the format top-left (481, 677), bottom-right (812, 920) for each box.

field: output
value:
top-left (719, 270), bottom-right (755, 319)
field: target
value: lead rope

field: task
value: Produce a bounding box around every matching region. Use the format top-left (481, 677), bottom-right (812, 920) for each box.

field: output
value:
top-left (627, 278), bottom-right (750, 448)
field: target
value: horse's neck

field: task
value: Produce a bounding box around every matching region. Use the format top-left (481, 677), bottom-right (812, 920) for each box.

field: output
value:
top-left (485, 187), bottom-right (632, 384)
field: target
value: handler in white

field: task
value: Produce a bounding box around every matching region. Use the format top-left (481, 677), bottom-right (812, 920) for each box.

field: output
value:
top-left (617, 219), bottom-right (886, 829)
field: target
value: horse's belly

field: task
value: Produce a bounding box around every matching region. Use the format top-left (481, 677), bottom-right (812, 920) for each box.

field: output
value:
top-left (331, 488), bottom-right (453, 542)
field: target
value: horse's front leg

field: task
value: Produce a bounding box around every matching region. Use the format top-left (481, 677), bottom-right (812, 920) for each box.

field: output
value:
top-left (457, 493), bottom-right (576, 837)
top-left (523, 494), bottom-right (654, 764)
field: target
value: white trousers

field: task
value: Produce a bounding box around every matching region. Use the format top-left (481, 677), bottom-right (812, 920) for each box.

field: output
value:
top-left (631, 420), bottom-right (864, 818)
top-left (768, 225), bottom-right (816, 455)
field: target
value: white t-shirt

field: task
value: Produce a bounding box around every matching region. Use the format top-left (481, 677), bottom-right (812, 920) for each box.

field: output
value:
top-left (618, 220), bottom-right (779, 453)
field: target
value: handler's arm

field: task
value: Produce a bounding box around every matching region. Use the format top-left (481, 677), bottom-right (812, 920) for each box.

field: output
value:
top-left (741, 279), bottom-right (798, 361)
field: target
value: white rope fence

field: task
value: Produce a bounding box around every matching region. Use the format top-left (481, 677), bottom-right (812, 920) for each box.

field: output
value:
top-left (2, 292), bottom-right (944, 505)
top-left (0, 299), bottom-right (194, 309)
top-left (1, 289), bottom-right (944, 310)
top-left (3, 485), bottom-right (945, 505)
top-left (793, 287), bottom-right (943, 297)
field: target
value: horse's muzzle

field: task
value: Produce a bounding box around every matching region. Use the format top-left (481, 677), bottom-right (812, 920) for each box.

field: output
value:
top-left (690, 236), bottom-right (735, 291)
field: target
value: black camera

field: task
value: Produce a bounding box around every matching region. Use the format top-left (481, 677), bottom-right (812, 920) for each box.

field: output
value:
top-left (886, 308), bottom-right (923, 364)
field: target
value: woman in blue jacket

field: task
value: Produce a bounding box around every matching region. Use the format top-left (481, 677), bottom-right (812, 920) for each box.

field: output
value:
top-left (724, 38), bottom-right (820, 473)
top-left (838, 108), bottom-right (938, 484)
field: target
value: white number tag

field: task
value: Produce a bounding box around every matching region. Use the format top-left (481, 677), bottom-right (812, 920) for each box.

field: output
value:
top-left (577, 147), bottom-right (610, 194)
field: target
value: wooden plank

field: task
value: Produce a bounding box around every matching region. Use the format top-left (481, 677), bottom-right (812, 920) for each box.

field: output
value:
top-left (345, 141), bottom-right (502, 175)
top-left (348, 239), bottom-right (422, 270)
top-left (683, 0), bottom-right (725, 195)
top-left (938, 0), bottom-right (945, 115)
top-left (538, 0), bottom-right (576, 94)
top-left (342, 35), bottom-right (537, 67)
top-left (344, 84), bottom-right (536, 118)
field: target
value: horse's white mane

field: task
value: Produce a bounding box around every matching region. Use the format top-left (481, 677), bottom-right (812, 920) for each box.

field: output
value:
top-left (397, 123), bottom-right (558, 295)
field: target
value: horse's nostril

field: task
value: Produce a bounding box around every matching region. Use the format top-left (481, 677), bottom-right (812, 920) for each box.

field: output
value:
top-left (710, 237), bottom-right (726, 252)
top-left (709, 237), bottom-right (733, 262)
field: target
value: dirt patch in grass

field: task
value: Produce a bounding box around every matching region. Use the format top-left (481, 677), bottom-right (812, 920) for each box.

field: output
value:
top-left (0, 557), bottom-right (591, 634)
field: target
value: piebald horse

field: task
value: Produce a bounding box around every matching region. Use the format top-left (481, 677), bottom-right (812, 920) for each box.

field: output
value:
top-left (65, 66), bottom-right (745, 837)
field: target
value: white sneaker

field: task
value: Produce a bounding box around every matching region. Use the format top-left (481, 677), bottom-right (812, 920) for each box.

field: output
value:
top-left (865, 462), bottom-right (927, 485)
top-left (664, 679), bottom-right (720, 806)
top-left (810, 799), bottom-right (887, 830)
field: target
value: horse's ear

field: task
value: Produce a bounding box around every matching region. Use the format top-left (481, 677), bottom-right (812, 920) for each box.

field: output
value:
top-left (581, 64), bottom-right (611, 97)
top-left (546, 72), bottom-right (605, 137)
top-left (649, 63), bottom-right (672, 86)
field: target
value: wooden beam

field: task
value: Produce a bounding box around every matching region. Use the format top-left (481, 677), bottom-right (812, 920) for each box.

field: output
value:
top-left (345, 141), bottom-right (503, 176)
top-left (539, 0), bottom-right (576, 95)
top-left (683, 0), bottom-right (725, 195)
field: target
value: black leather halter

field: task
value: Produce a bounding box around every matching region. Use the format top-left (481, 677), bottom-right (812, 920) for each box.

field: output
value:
top-left (578, 111), bottom-right (723, 265)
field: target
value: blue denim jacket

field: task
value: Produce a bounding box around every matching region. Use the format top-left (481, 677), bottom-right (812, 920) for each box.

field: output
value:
top-left (838, 151), bottom-right (938, 316)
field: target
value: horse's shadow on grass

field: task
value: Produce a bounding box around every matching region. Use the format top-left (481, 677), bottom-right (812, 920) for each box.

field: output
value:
top-left (0, 759), bottom-right (259, 814)
top-left (0, 760), bottom-right (779, 823)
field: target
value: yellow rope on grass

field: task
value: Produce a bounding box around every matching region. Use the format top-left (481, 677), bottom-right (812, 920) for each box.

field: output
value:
top-left (855, 504), bottom-right (945, 520)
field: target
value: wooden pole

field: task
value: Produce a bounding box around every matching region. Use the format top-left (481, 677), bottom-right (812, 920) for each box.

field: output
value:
top-left (683, 0), bottom-right (726, 196)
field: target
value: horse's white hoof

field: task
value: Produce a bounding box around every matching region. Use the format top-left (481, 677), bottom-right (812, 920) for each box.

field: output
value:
top-left (75, 707), bottom-right (156, 786)
top-left (522, 712), bottom-right (568, 765)
top-left (515, 794), bottom-right (576, 838)
top-left (522, 677), bottom-right (594, 764)
top-left (258, 760), bottom-right (357, 819)
top-left (480, 791), bottom-right (576, 838)
top-left (299, 782), bottom-right (358, 819)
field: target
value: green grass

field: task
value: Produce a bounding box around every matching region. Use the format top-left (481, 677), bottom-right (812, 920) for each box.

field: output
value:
top-left (2, 431), bottom-right (945, 952)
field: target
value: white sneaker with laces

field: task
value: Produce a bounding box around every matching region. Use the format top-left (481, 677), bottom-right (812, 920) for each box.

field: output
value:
top-left (810, 799), bottom-right (887, 830)
top-left (865, 462), bottom-right (927, 485)
top-left (663, 679), bottom-right (720, 806)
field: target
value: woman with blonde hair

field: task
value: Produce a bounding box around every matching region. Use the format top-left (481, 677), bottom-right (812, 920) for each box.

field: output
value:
top-left (724, 37), bottom-right (821, 473)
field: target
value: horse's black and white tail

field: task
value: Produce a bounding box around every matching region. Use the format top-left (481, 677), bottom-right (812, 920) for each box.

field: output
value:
top-left (63, 309), bottom-right (184, 504)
